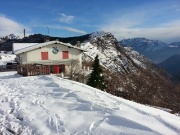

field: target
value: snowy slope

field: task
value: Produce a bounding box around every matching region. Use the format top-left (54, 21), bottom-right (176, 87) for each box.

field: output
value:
top-left (0, 52), bottom-right (16, 65)
top-left (0, 72), bottom-right (179, 135)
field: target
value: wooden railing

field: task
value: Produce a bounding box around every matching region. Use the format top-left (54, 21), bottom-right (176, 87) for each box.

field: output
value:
top-left (0, 65), bottom-right (17, 72)
top-left (17, 64), bottom-right (50, 76)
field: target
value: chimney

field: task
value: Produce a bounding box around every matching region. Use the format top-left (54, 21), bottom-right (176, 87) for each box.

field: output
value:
top-left (76, 41), bottom-right (81, 47)
top-left (24, 29), bottom-right (25, 38)
top-left (44, 37), bottom-right (50, 42)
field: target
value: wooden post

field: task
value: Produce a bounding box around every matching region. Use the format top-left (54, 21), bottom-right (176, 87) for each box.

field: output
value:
top-left (40, 65), bottom-right (41, 75)
top-left (29, 65), bottom-right (31, 76)
top-left (33, 65), bottom-right (35, 76)
top-left (48, 65), bottom-right (50, 74)
top-left (26, 64), bottom-right (28, 76)
top-left (42, 65), bottom-right (43, 75)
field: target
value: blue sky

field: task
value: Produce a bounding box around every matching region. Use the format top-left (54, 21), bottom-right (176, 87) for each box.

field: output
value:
top-left (0, 0), bottom-right (180, 43)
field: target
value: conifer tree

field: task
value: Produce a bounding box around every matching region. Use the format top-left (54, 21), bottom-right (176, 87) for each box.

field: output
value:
top-left (87, 55), bottom-right (106, 90)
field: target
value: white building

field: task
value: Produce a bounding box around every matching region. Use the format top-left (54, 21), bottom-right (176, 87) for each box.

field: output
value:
top-left (13, 40), bottom-right (85, 74)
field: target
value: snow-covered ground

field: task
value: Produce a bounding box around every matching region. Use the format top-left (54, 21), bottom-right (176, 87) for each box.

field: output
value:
top-left (0, 72), bottom-right (180, 135)
top-left (0, 52), bottom-right (16, 65)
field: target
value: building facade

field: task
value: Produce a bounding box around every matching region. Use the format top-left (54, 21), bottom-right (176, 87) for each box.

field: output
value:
top-left (13, 41), bottom-right (85, 74)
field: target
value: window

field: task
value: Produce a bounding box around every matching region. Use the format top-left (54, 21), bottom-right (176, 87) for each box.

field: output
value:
top-left (41, 52), bottom-right (48, 60)
top-left (62, 51), bottom-right (69, 59)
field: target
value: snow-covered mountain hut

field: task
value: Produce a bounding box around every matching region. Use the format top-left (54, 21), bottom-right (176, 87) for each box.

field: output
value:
top-left (13, 40), bottom-right (85, 75)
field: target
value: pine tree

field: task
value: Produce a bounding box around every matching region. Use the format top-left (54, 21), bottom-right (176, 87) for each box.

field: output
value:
top-left (87, 55), bottom-right (106, 90)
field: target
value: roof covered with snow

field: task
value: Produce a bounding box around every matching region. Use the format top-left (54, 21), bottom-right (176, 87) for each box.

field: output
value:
top-left (13, 43), bottom-right (38, 53)
top-left (13, 41), bottom-right (86, 55)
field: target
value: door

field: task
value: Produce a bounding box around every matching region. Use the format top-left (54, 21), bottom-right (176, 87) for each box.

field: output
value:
top-left (59, 64), bottom-right (65, 73)
top-left (54, 65), bottom-right (60, 74)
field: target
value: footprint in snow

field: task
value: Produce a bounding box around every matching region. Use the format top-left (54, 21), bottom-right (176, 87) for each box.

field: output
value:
top-left (9, 100), bottom-right (20, 114)
top-left (110, 101), bottom-right (122, 110)
top-left (61, 91), bottom-right (73, 98)
top-left (92, 92), bottom-right (100, 98)
top-left (1, 96), bottom-right (8, 102)
top-left (40, 105), bottom-right (49, 114)
top-left (9, 99), bottom-right (16, 113)
top-left (89, 117), bottom-right (108, 133)
top-left (48, 114), bottom-right (66, 133)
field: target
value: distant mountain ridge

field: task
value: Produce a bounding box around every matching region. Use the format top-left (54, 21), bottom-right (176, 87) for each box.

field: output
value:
top-left (168, 41), bottom-right (180, 47)
top-left (159, 54), bottom-right (180, 75)
top-left (119, 38), bottom-right (180, 63)
top-left (0, 34), bottom-right (20, 42)
top-left (120, 38), bottom-right (167, 52)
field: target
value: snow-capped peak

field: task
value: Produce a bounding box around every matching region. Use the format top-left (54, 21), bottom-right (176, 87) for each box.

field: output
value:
top-left (90, 31), bottom-right (106, 39)
top-left (0, 34), bottom-right (20, 41)
top-left (82, 33), bottom-right (150, 74)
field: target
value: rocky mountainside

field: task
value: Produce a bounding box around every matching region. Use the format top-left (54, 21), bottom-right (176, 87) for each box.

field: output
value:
top-left (82, 33), bottom-right (162, 75)
top-left (119, 38), bottom-right (180, 63)
top-left (81, 32), bottom-right (180, 112)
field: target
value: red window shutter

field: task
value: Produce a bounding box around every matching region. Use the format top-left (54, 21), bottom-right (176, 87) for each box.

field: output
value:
top-left (41, 52), bottom-right (48, 60)
top-left (62, 51), bottom-right (69, 59)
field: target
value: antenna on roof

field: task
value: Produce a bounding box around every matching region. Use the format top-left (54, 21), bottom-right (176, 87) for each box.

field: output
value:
top-left (47, 27), bottom-right (49, 36)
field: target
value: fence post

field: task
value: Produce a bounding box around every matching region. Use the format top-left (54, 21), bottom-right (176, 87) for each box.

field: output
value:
top-left (26, 64), bottom-right (28, 76)
top-left (48, 65), bottom-right (50, 74)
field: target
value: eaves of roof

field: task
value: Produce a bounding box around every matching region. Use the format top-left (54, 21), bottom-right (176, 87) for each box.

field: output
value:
top-left (14, 41), bottom-right (86, 55)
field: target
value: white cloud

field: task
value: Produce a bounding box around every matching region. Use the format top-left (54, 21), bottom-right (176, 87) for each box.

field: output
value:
top-left (176, 8), bottom-right (180, 11)
top-left (107, 25), bottom-right (180, 43)
top-left (171, 4), bottom-right (180, 12)
top-left (49, 25), bottom-right (86, 35)
top-left (0, 14), bottom-right (31, 37)
top-left (58, 13), bottom-right (74, 24)
top-left (101, 13), bottom-right (180, 43)
top-left (63, 27), bottom-right (86, 34)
